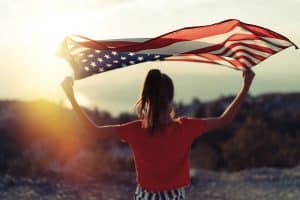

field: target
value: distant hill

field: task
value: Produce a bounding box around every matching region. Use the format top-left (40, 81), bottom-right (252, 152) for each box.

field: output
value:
top-left (189, 92), bottom-right (300, 171)
top-left (0, 92), bottom-right (299, 178)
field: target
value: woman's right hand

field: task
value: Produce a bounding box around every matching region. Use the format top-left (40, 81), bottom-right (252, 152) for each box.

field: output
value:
top-left (61, 76), bottom-right (74, 98)
top-left (242, 68), bottom-right (255, 88)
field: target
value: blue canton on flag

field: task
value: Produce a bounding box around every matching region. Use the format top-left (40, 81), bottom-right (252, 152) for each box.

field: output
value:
top-left (77, 49), bottom-right (171, 78)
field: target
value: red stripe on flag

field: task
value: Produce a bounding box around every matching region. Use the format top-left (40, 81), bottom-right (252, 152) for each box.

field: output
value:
top-left (164, 58), bottom-right (218, 65)
top-left (198, 53), bottom-right (241, 68)
top-left (243, 22), bottom-right (288, 40)
top-left (71, 20), bottom-right (293, 54)
top-left (223, 49), bottom-right (265, 61)
top-left (74, 20), bottom-right (249, 51)
top-left (236, 55), bottom-right (256, 66)
top-left (80, 40), bottom-right (140, 49)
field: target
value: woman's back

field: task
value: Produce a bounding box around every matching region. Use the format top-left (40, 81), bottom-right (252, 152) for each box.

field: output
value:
top-left (117, 117), bottom-right (207, 192)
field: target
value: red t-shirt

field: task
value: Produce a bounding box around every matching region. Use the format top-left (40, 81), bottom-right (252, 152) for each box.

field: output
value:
top-left (116, 116), bottom-right (207, 192)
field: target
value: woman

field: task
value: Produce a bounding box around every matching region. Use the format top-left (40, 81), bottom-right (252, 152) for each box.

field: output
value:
top-left (61, 68), bottom-right (255, 200)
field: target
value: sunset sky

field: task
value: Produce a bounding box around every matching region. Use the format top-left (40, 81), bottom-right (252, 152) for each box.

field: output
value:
top-left (0, 0), bottom-right (299, 115)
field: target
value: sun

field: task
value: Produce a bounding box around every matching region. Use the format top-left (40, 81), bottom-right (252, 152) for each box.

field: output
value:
top-left (24, 10), bottom-right (99, 101)
top-left (37, 10), bottom-right (94, 53)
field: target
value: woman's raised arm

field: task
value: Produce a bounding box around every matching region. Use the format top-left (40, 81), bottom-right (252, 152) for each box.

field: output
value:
top-left (61, 77), bottom-right (119, 140)
top-left (203, 69), bottom-right (255, 132)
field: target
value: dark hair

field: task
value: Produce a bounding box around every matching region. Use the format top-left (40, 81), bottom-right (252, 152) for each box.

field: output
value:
top-left (135, 69), bottom-right (174, 134)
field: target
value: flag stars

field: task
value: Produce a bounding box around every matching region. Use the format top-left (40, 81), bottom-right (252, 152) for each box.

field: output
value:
top-left (84, 66), bottom-right (90, 71)
top-left (98, 67), bottom-right (104, 72)
top-left (90, 62), bottom-right (96, 67)
top-left (78, 51), bottom-right (168, 75)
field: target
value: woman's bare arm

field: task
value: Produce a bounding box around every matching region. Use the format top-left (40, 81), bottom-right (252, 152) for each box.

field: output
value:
top-left (203, 69), bottom-right (255, 132)
top-left (61, 77), bottom-right (119, 140)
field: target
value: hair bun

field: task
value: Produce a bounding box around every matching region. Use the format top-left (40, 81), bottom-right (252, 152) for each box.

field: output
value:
top-left (147, 69), bottom-right (162, 81)
top-left (145, 69), bottom-right (162, 89)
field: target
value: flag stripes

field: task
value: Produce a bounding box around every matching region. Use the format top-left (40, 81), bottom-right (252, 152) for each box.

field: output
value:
top-left (58, 19), bottom-right (297, 79)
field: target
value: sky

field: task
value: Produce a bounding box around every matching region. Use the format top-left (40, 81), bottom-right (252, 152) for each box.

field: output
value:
top-left (0, 0), bottom-right (299, 116)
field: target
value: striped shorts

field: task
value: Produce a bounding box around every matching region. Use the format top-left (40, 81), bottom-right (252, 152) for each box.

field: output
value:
top-left (134, 184), bottom-right (186, 200)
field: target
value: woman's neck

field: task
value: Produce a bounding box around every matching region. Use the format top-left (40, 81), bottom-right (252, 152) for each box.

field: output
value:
top-left (141, 114), bottom-right (176, 128)
top-left (160, 115), bottom-right (174, 124)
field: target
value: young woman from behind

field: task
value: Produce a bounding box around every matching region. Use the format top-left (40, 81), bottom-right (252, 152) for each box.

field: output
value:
top-left (61, 68), bottom-right (255, 200)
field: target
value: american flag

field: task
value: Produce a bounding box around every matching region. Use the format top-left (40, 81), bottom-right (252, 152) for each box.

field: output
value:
top-left (58, 19), bottom-right (297, 80)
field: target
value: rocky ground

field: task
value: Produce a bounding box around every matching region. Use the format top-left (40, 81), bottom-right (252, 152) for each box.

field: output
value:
top-left (1, 165), bottom-right (300, 200)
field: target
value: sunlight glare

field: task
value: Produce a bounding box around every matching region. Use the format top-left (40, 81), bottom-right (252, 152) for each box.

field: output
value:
top-left (37, 10), bottom-right (95, 53)
top-left (23, 9), bottom-right (100, 101)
